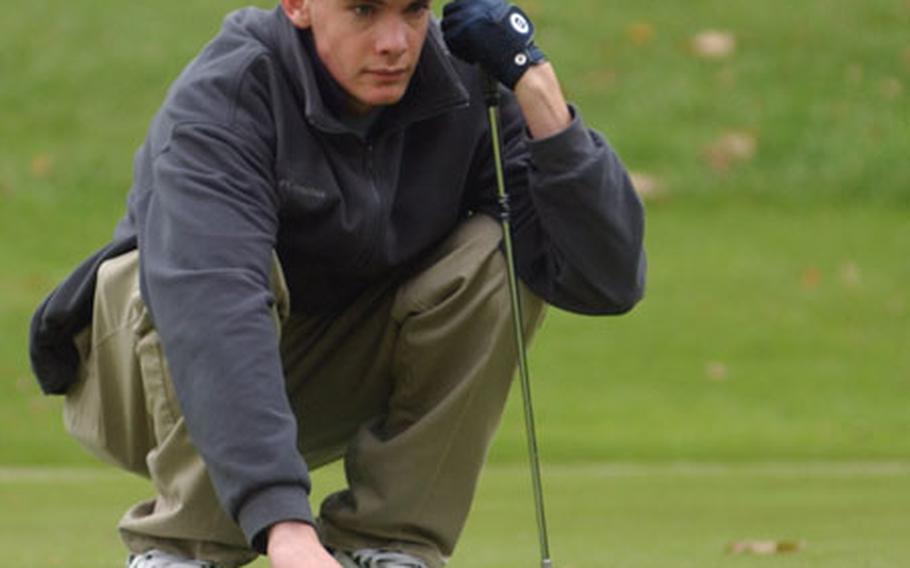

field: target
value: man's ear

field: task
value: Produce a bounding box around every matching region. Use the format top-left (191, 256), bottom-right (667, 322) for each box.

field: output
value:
top-left (281, 0), bottom-right (312, 29)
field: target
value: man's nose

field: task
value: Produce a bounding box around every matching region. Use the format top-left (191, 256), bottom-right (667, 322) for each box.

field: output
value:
top-left (375, 18), bottom-right (409, 57)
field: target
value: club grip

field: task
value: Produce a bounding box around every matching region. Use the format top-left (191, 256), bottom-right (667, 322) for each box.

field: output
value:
top-left (483, 72), bottom-right (500, 107)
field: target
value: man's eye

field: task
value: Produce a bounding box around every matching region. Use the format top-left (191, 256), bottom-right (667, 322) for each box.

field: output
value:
top-left (352, 4), bottom-right (376, 17)
top-left (406, 1), bottom-right (430, 14)
top-left (406, 2), bottom-right (429, 14)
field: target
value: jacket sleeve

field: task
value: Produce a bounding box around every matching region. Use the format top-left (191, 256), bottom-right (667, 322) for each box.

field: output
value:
top-left (472, 92), bottom-right (646, 315)
top-left (139, 118), bottom-right (313, 553)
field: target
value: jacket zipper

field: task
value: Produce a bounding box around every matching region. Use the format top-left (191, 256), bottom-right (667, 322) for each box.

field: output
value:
top-left (352, 139), bottom-right (384, 271)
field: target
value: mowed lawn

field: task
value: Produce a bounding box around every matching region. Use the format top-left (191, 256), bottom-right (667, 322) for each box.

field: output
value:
top-left (2, 0), bottom-right (908, 566)
top-left (3, 0), bottom-right (908, 462)
top-left (4, 204), bottom-right (908, 464)
top-left (3, 461), bottom-right (910, 567)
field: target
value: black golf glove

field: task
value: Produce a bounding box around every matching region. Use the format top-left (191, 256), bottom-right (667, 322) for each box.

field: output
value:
top-left (442, 0), bottom-right (546, 89)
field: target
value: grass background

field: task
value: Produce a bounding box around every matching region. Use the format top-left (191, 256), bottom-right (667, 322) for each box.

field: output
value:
top-left (5, 463), bottom-right (910, 567)
top-left (1, 0), bottom-right (908, 565)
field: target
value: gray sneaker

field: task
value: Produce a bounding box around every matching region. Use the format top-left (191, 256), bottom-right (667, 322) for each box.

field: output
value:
top-left (126, 549), bottom-right (217, 568)
top-left (333, 548), bottom-right (428, 568)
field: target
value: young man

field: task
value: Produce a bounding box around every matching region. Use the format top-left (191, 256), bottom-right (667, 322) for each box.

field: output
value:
top-left (29, 0), bottom-right (645, 566)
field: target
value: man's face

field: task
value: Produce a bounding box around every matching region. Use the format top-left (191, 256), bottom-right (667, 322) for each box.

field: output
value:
top-left (284, 0), bottom-right (433, 114)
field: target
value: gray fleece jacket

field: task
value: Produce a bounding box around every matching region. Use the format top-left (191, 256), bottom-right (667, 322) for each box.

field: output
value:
top-left (29, 6), bottom-right (645, 552)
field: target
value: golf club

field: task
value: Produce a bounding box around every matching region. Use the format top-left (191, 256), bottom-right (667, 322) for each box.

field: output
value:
top-left (483, 72), bottom-right (553, 568)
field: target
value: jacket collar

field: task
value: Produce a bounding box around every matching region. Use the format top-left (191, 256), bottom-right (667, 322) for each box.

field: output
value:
top-left (271, 8), bottom-right (470, 137)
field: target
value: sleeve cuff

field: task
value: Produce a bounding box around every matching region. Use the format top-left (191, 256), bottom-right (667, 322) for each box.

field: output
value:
top-left (527, 105), bottom-right (601, 172)
top-left (237, 485), bottom-right (315, 554)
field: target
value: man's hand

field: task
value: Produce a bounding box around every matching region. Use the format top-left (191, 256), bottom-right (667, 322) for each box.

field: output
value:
top-left (267, 521), bottom-right (342, 568)
top-left (442, 0), bottom-right (546, 89)
top-left (443, 1), bottom-right (570, 138)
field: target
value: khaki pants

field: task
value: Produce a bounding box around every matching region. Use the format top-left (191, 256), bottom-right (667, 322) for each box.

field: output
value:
top-left (63, 215), bottom-right (544, 567)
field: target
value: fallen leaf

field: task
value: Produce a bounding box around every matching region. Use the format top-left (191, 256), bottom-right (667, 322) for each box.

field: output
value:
top-left (28, 397), bottom-right (53, 414)
top-left (801, 266), bottom-right (822, 291)
top-left (879, 77), bottom-right (903, 100)
top-left (21, 272), bottom-right (55, 295)
top-left (628, 171), bottom-right (667, 203)
top-left (902, 47), bottom-right (910, 70)
top-left (30, 153), bottom-right (54, 178)
top-left (703, 131), bottom-right (757, 173)
top-left (627, 22), bottom-right (655, 46)
top-left (705, 362), bottom-right (729, 382)
top-left (839, 261), bottom-right (861, 288)
top-left (728, 540), bottom-right (806, 555)
top-left (692, 30), bottom-right (736, 59)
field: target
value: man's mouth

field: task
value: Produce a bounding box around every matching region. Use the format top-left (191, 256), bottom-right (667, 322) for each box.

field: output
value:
top-left (367, 68), bottom-right (408, 79)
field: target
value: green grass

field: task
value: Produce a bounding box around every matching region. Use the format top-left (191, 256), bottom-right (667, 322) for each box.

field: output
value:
top-left (503, 202), bottom-right (910, 463)
top-left (543, 0), bottom-right (910, 206)
top-left (2, 0), bottom-right (909, 565)
top-left (3, 2), bottom-right (909, 465)
top-left (5, 202), bottom-right (907, 465)
top-left (4, 462), bottom-right (910, 567)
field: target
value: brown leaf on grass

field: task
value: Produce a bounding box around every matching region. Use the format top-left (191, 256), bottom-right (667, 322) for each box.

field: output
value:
top-left (903, 47), bottom-right (910, 70)
top-left (705, 362), bottom-right (729, 382)
top-left (626, 22), bottom-right (655, 46)
top-left (801, 266), bottom-right (822, 291)
top-left (629, 171), bottom-right (667, 203)
top-left (727, 540), bottom-right (806, 555)
top-left (879, 77), bottom-right (904, 100)
top-left (692, 30), bottom-right (736, 59)
top-left (30, 153), bottom-right (54, 179)
top-left (702, 131), bottom-right (757, 173)
top-left (23, 271), bottom-right (54, 290)
top-left (28, 396), bottom-right (53, 414)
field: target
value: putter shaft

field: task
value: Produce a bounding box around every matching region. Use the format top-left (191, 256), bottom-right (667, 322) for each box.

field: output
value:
top-left (484, 77), bottom-right (553, 568)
